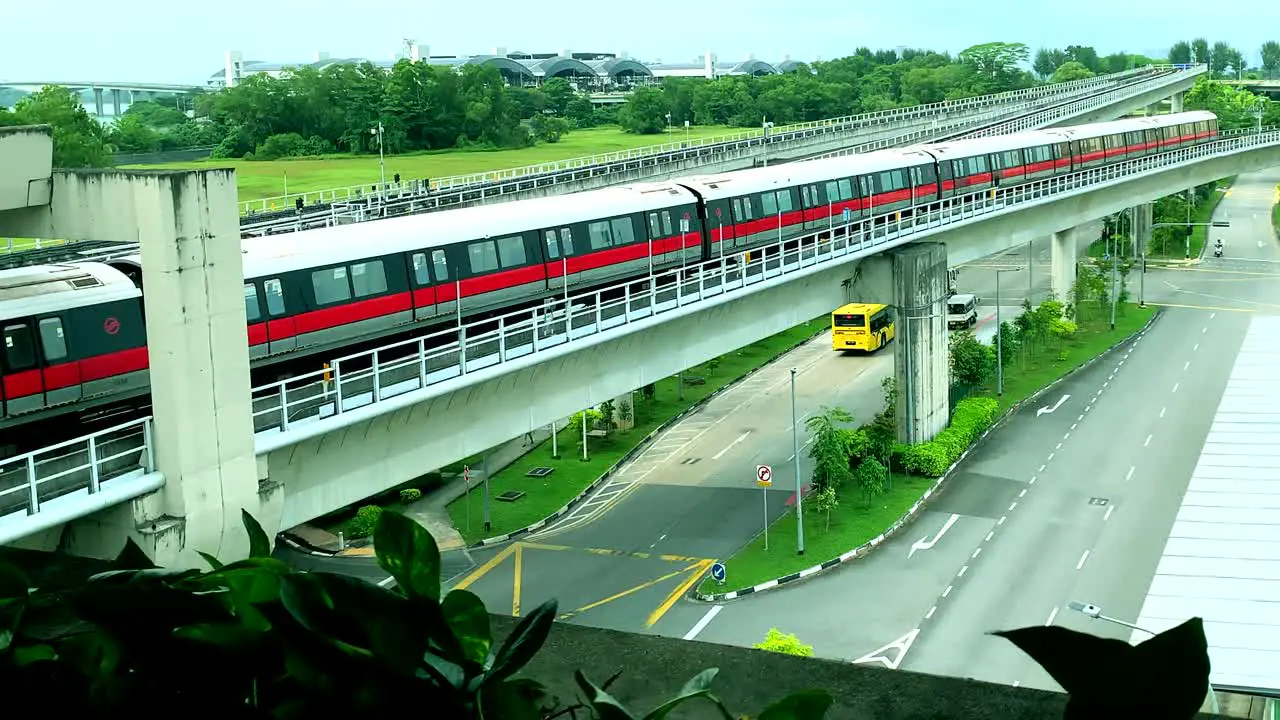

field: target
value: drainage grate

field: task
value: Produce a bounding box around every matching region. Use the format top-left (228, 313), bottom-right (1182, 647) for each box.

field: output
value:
top-left (526, 467), bottom-right (555, 478)
top-left (1088, 497), bottom-right (1110, 507)
top-left (497, 490), bottom-right (526, 502)
top-left (681, 457), bottom-right (702, 466)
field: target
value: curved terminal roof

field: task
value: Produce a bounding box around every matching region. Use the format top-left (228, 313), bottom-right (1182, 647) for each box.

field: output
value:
top-left (586, 58), bottom-right (654, 79)
top-left (720, 59), bottom-right (779, 76)
top-left (518, 56), bottom-right (598, 78)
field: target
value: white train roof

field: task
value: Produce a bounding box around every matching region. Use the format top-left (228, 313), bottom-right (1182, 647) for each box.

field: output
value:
top-left (241, 181), bottom-right (699, 278)
top-left (0, 263), bottom-right (139, 320)
top-left (678, 148), bottom-right (937, 200)
top-left (920, 129), bottom-right (1075, 161)
top-left (1056, 111), bottom-right (1218, 141)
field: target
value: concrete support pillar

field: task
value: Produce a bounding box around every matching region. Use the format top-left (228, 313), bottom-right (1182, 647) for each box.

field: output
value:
top-left (58, 170), bottom-right (272, 568)
top-left (1051, 227), bottom-right (1078, 302)
top-left (92, 87), bottom-right (104, 118)
top-left (892, 243), bottom-right (949, 444)
top-left (1130, 202), bottom-right (1153, 258)
top-left (1172, 92), bottom-right (1185, 113)
top-left (111, 88), bottom-right (122, 117)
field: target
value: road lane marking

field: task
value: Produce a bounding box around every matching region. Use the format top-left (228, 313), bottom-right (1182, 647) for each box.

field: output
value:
top-left (647, 559), bottom-right (715, 627)
top-left (998, 515), bottom-right (1007, 526)
top-left (943, 585), bottom-right (953, 597)
top-left (377, 576), bottom-right (396, 587)
top-left (1077, 414), bottom-right (1084, 422)
top-left (1160, 407), bottom-right (1166, 418)
top-left (786, 435), bottom-right (814, 461)
top-left (1104, 505), bottom-right (1115, 521)
top-left (1045, 607), bottom-right (1059, 626)
top-left (712, 431), bottom-right (751, 460)
top-left (1194, 342), bottom-right (1200, 351)
top-left (560, 561), bottom-right (706, 623)
top-left (1203, 326), bottom-right (1208, 334)
top-left (1210, 312), bottom-right (1217, 320)
top-left (1009, 502), bottom-right (1018, 511)
top-left (972, 547), bottom-right (982, 559)
top-left (1144, 434), bottom-right (1152, 447)
top-left (1076, 550), bottom-right (1090, 570)
top-left (1048, 452), bottom-right (1055, 461)
top-left (1018, 489), bottom-right (1027, 498)
top-left (852, 629), bottom-right (920, 670)
top-left (512, 544), bottom-right (524, 617)
top-left (958, 565), bottom-right (969, 577)
top-left (1125, 466), bottom-right (1135, 481)
top-left (1183, 361), bottom-right (1190, 371)
top-left (682, 605), bottom-right (723, 640)
top-left (1070, 423), bottom-right (1077, 430)
top-left (986, 531), bottom-right (994, 542)
top-left (925, 606), bottom-right (937, 619)
top-left (909, 513), bottom-right (961, 558)
top-left (1172, 382), bottom-right (1180, 394)
top-left (1039, 464), bottom-right (1046, 472)
top-left (1029, 477), bottom-right (1036, 485)
top-left (453, 544), bottom-right (519, 591)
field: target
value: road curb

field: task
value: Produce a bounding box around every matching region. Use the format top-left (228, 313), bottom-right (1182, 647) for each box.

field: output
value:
top-left (462, 319), bottom-right (832, 548)
top-left (278, 534), bottom-right (337, 557)
top-left (693, 307), bottom-right (1165, 603)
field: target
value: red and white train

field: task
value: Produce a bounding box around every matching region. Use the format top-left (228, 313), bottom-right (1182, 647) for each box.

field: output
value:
top-left (0, 111), bottom-right (1219, 428)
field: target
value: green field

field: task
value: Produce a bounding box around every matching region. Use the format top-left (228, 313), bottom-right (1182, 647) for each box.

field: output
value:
top-left (1, 237), bottom-right (69, 254)
top-left (445, 314), bottom-right (830, 545)
top-left (128, 125), bottom-right (743, 207)
top-left (698, 304), bottom-right (1155, 594)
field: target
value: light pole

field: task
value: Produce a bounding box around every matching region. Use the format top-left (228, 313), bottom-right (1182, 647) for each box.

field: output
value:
top-left (1109, 233), bottom-right (1118, 331)
top-left (684, 119), bottom-right (690, 146)
top-left (761, 117), bottom-right (774, 168)
top-left (994, 267), bottom-right (1024, 397)
top-left (1066, 601), bottom-right (1220, 715)
top-left (665, 113), bottom-right (672, 140)
top-left (791, 367), bottom-right (804, 556)
top-left (370, 122), bottom-right (387, 202)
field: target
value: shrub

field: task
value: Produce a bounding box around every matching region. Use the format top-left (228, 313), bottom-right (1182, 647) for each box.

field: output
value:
top-left (349, 504), bottom-right (384, 538)
top-left (900, 398), bottom-right (1000, 477)
top-left (853, 457), bottom-right (889, 501)
top-left (399, 488), bottom-right (422, 504)
top-left (754, 628), bottom-right (815, 657)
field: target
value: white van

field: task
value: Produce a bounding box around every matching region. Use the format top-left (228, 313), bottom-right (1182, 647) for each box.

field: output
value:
top-left (947, 294), bottom-right (978, 330)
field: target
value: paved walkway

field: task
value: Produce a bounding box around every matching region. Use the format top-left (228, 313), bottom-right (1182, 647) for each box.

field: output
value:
top-left (289, 421), bottom-right (565, 554)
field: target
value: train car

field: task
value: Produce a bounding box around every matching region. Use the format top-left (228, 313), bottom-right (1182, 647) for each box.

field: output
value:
top-left (917, 129), bottom-right (1075, 197)
top-left (1056, 111), bottom-right (1218, 167)
top-left (236, 181), bottom-right (702, 361)
top-left (0, 263), bottom-right (148, 425)
top-left (676, 148), bottom-right (941, 257)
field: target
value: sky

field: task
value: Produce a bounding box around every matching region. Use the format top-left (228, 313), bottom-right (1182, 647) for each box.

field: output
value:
top-left (3, 0), bottom-right (1279, 85)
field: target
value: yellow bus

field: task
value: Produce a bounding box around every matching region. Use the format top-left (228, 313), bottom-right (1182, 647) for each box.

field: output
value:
top-left (832, 303), bottom-right (896, 352)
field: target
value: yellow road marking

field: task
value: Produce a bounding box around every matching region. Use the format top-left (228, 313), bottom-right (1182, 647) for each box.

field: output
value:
top-left (512, 544), bottom-right (523, 617)
top-left (1144, 302), bottom-right (1256, 313)
top-left (647, 558), bottom-right (715, 628)
top-left (452, 543), bottom-right (518, 591)
top-left (557, 560), bottom-right (708, 622)
top-left (521, 541), bottom-right (704, 563)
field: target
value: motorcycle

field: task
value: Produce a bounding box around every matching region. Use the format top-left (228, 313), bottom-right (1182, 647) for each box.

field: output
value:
top-left (1213, 247), bottom-right (1223, 258)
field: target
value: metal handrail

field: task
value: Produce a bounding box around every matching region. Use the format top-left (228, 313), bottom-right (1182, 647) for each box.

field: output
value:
top-left (241, 66), bottom-right (1203, 238)
top-left (0, 416), bottom-right (155, 518)
top-left (251, 125), bottom-right (1276, 439)
top-left (238, 65), bottom-right (1181, 216)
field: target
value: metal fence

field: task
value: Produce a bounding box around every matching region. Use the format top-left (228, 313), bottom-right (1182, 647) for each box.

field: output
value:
top-left (238, 65), bottom-right (1176, 217)
top-left (0, 417), bottom-right (155, 519)
top-left (250, 125), bottom-right (1279, 441)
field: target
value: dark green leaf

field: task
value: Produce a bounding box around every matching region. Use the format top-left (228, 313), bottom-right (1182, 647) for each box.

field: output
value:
top-left (574, 669), bottom-right (637, 720)
top-left (242, 509), bottom-right (272, 559)
top-left (421, 649), bottom-right (467, 689)
top-left (197, 551), bottom-right (224, 571)
top-left (174, 622), bottom-right (265, 650)
top-left (0, 598), bottom-right (24, 650)
top-left (641, 667), bottom-right (733, 720)
top-left (373, 510), bottom-right (440, 600)
top-left (110, 538), bottom-right (156, 570)
top-left (487, 598), bottom-right (557, 684)
top-left (480, 678), bottom-right (553, 720)
top-left (442, 588), bottom-right (491, 664)
top-left (758, 689), bottom-right (834, 720)
top-left (0, 561), bottom-right (30, 598)
top-left (279, 574), bottom-right (335, 635)
top-left (12, 643), bottom-right (56, 666)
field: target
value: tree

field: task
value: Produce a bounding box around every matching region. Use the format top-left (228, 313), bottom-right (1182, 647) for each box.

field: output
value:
top-left (805, 406), bottom-right (856, 493)
top-left (1191, 38), bottom-right (1211, 66)
top-left (10, 86), bottom-right (111, 168)
top-left (1211, 41), bottom-right (1237, 77)
top-left (1169, 41), bottom-right (1193, 65)
top-left (853, 457), bottom-right (889, 503)
top-left (1050, 61), bottom-right (1095, 84)
top-left (810, 485), bottom-right (839, 531)
top-left (959, 42), bottom-right (1030, 83)
top-left (618, 86), bottom-right (669, 134)
top-left (1033, 48), bottom-right (1063, 79)
top-left (949, 330), bottom-right (996, 387)
top-left (1064, 45), bottom-right (1102, 73)
top-left (754, 628), bottom-right (815, 657)
top-left (108, 113), bottom-right (160, 154)
top-left (1263, 41), bottom-right (1280, 78)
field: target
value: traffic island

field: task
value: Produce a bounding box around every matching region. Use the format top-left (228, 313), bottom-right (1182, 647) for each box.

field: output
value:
top-left (695, 302), bottom-right (1160, 599)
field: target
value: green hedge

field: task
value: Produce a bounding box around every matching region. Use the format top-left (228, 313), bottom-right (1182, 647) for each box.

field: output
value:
top-left (897, 397), bottom-right (1000, 477)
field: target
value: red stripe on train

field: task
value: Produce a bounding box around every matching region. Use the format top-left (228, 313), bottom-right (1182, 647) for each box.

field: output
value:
top-left (1, 347), bottom-right (149, 400)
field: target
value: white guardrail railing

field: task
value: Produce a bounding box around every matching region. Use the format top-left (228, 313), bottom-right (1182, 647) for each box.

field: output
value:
top-left (0, 416), bottom-right (155, 519)
top-left (238, 65), bottom-right (1180, 216)
top-left (250, 125), bottom-right (1279, 440)
top-left (242, 66), bottom-right (1203, 238)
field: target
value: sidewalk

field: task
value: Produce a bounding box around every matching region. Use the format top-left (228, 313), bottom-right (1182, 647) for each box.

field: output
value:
top-left (287, 421), bottom-right (564, 555)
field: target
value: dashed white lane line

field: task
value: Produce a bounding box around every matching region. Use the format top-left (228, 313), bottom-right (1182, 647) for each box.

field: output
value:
top-left (1183, 360), bottom-right (1190, 371)
top-left (1194, 342), bottom-right (1200, 352)
top-left (1048, 452), bottom-right (1055, 461)
top-left (943, 585), bottom-right (953, 598)
top-left (1013, 681), bottom-right (1022, 688)
top-left (926, 606), bottom-right (937, 619)
top-left (1160, 407), bottom-right (1166, 418)
top-left (971, 547), bottom-right (982, 559)
top-left (1077, 414), bottom-right (1084, 422)
top-left (1039, 464), bottom-right (1046, 472)
top-left (1045, 606), bottom-right (1059, 626)
top-left (1144, 434), bottom-right (1152, 447)
top-left (683, 605), bottom-right (723, 640)
top-left (712, 431), bottom-right (751, 460)
top-left (998, 515), bottom-right (1007, 526)
top-left (1104, 505), bottom-right (1115, 521)
top-left (1009, 501), bottom-right (1018, 511)
top-left (1125, 466), bottom-right (1135, 481)
top-left (958, 565), bottom-right (969, 577)
top-left (985, 531), bottom-right (994, 542)
top-left (1076, 550), bottom-right (1091, 570)
top-left (1202, 326), bottom-right (1208, 334)
top-left (1029, 476), bottom-right (1036, 485)
top-left (1070, 423), bottom-right (1077, 430)
top-left (1210, 312), bottom-right (1217, 320)
top-left (1172, 382), bottom-right (1180, 394)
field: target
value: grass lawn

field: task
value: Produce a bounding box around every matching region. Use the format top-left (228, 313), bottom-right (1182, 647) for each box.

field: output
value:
top-left (128, 124), bottom-right (741, 206)
top-left (446, 314), bottom-right (831, 545)
top-left (1, 237), bottom-right (68, 254)
top-left (699, 303), bottom-right (1155, 595)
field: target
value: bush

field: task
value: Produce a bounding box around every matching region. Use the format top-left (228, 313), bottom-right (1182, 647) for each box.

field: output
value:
top-left (349, 504), bottom-right (384, 538)
top-left (754, 628), bottom-right (815, 657)
top-left (900, 398), bottom-right (1000, 477)
top-left (399, 488), bottom-right (422, 504)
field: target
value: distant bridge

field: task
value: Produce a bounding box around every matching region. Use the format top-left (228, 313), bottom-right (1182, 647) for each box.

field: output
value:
top-left (0, 80), bottom-right (206, 93)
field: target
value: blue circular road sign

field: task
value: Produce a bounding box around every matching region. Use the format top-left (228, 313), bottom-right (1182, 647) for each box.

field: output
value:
top-left (711, 562), bottom-right (726, 583)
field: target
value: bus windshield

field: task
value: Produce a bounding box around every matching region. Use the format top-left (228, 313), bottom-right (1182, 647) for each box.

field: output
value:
top-left (834, 313), bottom-right (866, 328)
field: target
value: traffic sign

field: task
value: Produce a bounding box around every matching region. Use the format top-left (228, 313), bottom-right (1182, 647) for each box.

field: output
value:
top-left (756, 464), bottom-right (773, 487)
top-left (711, 562), bottom-right (726, 584)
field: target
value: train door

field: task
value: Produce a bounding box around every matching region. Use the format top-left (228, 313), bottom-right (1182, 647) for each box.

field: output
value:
top-left (34, 315), bottom-right (80, 408)
top-left (260, 278), bottom-right (296, 355)
top-left (703, 199), bottom-right (733, 259)
top-left (1, 320), bottom-right (44, 416)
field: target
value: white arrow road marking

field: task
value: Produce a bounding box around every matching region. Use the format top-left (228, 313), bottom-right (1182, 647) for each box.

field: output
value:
top-left (1036, 394), bottom-right (1071, 417)
top-left (908, 514), bottom-right (960, 558)
top-left (853, 629), bottom-right (920, 670)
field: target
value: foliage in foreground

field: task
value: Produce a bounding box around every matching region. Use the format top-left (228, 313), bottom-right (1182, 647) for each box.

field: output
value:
top-left (0, 510), bottom-right (833, 718)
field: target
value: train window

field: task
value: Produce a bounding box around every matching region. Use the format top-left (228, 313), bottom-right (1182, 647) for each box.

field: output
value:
top-left (730, 200), bottom-right (743, 223)
top-left (559, 228), bottom-right (575, 254)
top-left (1002, 150), bottom-right (1021, 169)
top-left (496, 236), bottom-right (527, 268)
top-left (801, 186), bottom-right (811, 207)
top-left (468, 241), bottom-right (499, 274)
top-left (431, 250), bottom-right (450, 281)
top-left (411, 253), bottom-right (431, 285)
top-left (742, 197), bottom-right (755, 219)
top-left (660, 211), bottom-right (674, 236)
top-left (839, 179), bottom-right (853, 200)
top-left (351, 261), bottom-right (388, 298)
top-left (38, 318), bottom-right (67, 363)
top-left (611, 218), bottom-right (636, 245)
top-left (777, 190), bottom-right (794, 213)
top-left (587, 221), bottom-right (612, 251)
top-left (244, 283), bottom-right (262, 323)
top-left (761, 192), bottom-right (778, 215)
top-left (919, 164), bottom-right (938, 183)
top-left (648, 212), bottom-right (662, 236)
top-left (543, 231), bottom-right (560, 260)
top-left (312, 267), bottom-right (352, 306)
top-left (2, 324), bottom-right (35, 373)
top-left (825, 181), bottom-right (839, 202)
top-left (264, 279), bottom-right (286, 316)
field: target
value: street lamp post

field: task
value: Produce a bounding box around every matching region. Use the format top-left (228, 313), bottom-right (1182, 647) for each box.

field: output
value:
top-left (370, 122), bottom-right (387, 202)
top-left (684, 119), bottom-right (691, 147)
top-left (1066, 601), bottom-right (1220, 715)
top-left (665, 113), bottom-right (672, 139)
top-left (1109, 231), bottom-right (1119, 331)
top-left (994, 267), bottom-right (1024, 397)
top-left (791, 367), bottom-right (804, 556)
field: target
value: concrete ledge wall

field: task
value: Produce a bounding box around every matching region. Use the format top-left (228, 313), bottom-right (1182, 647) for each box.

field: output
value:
top-left (0, 125), bottom-right (52, 212)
